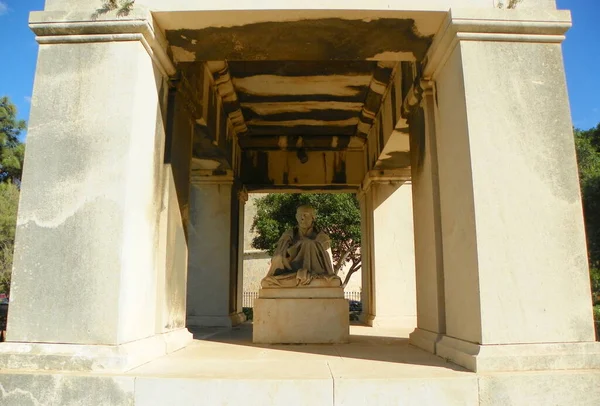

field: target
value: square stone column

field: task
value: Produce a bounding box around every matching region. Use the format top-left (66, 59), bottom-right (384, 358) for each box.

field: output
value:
top-left (360, 173), bottom-right (417, 329)
top-left (187, 178), bottom-right (246, 328)
top-left (408, 84), bottom-right (447, 354)
top-left (1, 12), bottom-right (192, 372)
top-left (422, 9), bottom-right (600, 372)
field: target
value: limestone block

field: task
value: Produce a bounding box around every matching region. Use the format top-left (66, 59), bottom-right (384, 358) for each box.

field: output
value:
top-left (134, 362), bottom-right (333, 406)
top-left (437, 335), bottom-right (600, 373)
top-left (410, 87), bottom-right (446, 340)
top-left (333, 376), bottom-right (478, 406)
top-left (259, 287), bottom-right (343, 299)
top-left (187, 182), bottom-right (245, 328)
top-left (7, 40), bottom-right (168, 346)
top-left (0, 373), bottom-right (134, 406)
top-left (253, 298), bottom-right (349, 344)
top-left (478, 370), bottom-right (600, 406)
top-left (156, 166), bottom-right (188, 333)
top-left (0, 328), bottom-right (192, 373)
top-left (433, 37), bottom-right (595, 345)
top-left (361, 181), bottom-right (417, 330)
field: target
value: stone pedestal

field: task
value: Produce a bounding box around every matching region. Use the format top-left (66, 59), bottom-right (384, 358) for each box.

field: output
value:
top-left (253, 288), bottom-right (349, 344)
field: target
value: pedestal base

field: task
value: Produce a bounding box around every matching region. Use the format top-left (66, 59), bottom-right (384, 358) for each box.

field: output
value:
top-left (409, 328), bottom-right (443, 354)
top-left (437, 335), bottom-right (600, 372)
top-left (187, 312), bottom-right (246, 328)
top-left (253, 288), bottom-right (349, 344)
top-left (0, 328), bottom-right (193, 373)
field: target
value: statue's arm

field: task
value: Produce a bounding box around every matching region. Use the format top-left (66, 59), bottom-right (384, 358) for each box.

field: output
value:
top-left (316, 232), bottom-right (331, 251)
top-left (274, 229), bottom-right (294, 254)
top-left (266, 230), bottom-right (294, 276)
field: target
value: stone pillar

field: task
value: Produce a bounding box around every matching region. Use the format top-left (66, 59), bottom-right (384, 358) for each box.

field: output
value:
top-left (360, 172), bottom-right (417, 329)
top-left (424, 9), bottom-right (600, 372)
top-left (408, 84), bottom-right (447, 353)
top-left (187, 177), bottom-right (246, 328)
top-left (1, 11), bottom-right (191, 372)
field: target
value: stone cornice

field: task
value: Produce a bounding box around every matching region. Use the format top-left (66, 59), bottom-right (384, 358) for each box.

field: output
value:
top-left (29, 9), bottom-right (175, 77)
top-left (422, 8), bottom-right (572, 79)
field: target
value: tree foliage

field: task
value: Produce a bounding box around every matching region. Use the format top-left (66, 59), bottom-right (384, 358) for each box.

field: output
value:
top-left (575, 124), bottom-right (600, 308)
top-left (251, 193), bottom-right (361, 287)
top-left (575, 125), bottom-right (600, 270)
top-left (0, 183), bottom-right (19, 294)
top-left (0, 96), bottom-right (26, 184)
top-left (0, 96), bottom-right (25, 295)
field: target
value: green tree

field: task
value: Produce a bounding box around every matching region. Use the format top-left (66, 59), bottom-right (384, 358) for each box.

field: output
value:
top-left (251, 193), bottom-right (361, 287)
top-left (575, 124), bottom-right (600, 334)
top-left (0, 183), bottom-right (19, 294)
top-left (575, 128), bottom-right (600, 271)
top-left (0, 96), bottom-right (26, 296)
top-left (0, 96), bottom-right (26, 183)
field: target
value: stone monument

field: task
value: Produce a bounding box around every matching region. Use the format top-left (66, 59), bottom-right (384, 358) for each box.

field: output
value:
top-left (253, 205), bottom-right (350, 344)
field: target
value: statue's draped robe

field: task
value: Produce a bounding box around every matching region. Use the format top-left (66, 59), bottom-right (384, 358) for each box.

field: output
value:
top-left (263, 226), bottom-right (336, 286)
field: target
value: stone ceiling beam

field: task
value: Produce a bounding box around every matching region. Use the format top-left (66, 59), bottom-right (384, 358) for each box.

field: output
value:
top-left (356, 62), bottom-right (399, 138)
top-left (238, 135), bottom-right (366, 151)
top-left (205, 61), bottom-right (248, 136)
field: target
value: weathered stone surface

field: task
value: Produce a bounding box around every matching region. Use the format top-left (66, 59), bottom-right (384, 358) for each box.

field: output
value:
top-left (409, 84), bottom-right (446, 347)
top-left (0, 373), bottom-right (134, 406)
top-left (259, 287), bottom-right (344, 299)
top-left (433, 38), bottom-right (595, 346)
top-left (360, 180), bottom-right (417, 329)
top-left (437, 335), bottom-right (600, 372)
top-left (186, 181), bottom-right (245, 328)
top-left (7, 40), bottom-right (168, 345)
top-left (0, 328), bottom-right (192, 373)
top-left (478, 370), bottom-right (600, 406)
top-left (156, 167), bottom-right (188, 332)
top-left (253, 298), bottom-right (349, 344)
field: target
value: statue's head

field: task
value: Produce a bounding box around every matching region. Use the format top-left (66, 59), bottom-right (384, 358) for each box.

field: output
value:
top-left (296, 205), bottom-right (316, 229)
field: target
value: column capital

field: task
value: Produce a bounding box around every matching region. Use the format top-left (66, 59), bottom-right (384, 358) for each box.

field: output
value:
top-left (423, 8), bottom-right (571, 79)
top-left (29, 8), bottom-right (175, 77)
top-left (237, 186), bottom-right (249, 204)
top-left (190, 170), bottom-right (235, 186)
top-left (359, 169), bottom-right (411, 196)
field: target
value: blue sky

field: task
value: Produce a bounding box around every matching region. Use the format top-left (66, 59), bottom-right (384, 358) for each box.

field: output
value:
top-left (0, 0), bottom-right (598, 135)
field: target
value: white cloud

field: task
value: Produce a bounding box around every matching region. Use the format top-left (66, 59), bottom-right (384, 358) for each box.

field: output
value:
top-left (0, 2), bottom-right (8, 16)
top-left (24, 96), bottom-right (31, 104)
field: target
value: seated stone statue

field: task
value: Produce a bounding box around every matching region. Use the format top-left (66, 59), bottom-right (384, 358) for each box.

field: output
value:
top-left (261, 205), bottom-right (342, 288)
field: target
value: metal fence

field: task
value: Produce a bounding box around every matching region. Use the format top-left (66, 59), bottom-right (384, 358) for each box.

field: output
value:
top-left (242, 291), bottom-right (361, 308)
top-left (344, 291), bottom-right (361, 302)
top-left (243, 291), bottom-right (260, 308)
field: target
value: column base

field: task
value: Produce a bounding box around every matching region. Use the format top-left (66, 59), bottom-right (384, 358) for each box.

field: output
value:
top-left (362, 313), bottom-right (417, 330)
top-left (0, 328), bottom-right (192, 373)
top-left (437, 335), bottom-right (600, 372)
top-left (187, 313), bottom-right (246, 328)
top-left (409, 328), bottom-right (443, 354)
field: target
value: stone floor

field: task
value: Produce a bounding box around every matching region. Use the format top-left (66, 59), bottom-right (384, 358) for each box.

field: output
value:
top-left (2, 323), bottom-right (599, 405)
top-left (128, 323), bottom-right (478, 405)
